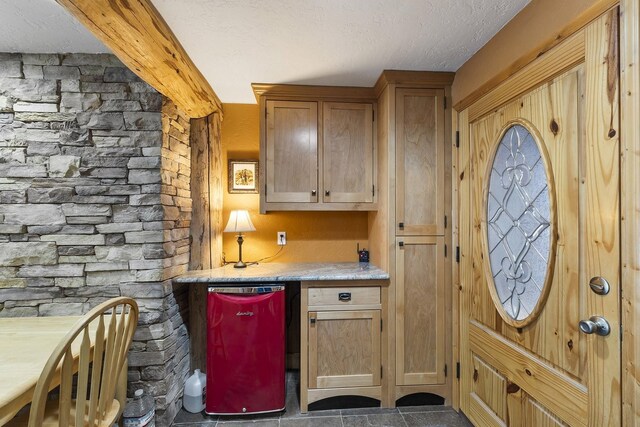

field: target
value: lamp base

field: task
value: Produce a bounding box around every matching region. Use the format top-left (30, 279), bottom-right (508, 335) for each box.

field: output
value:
top-left (233, 260), bottom-right (247, 268)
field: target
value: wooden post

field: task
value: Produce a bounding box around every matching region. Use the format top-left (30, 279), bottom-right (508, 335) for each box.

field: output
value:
top-left (188, 112), bottom-right (223, 371)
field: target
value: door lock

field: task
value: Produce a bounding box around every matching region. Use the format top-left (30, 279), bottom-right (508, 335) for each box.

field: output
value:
top-left (579, 316), bottom-right (610, 336)
top-left (589, 277), bottom-right (610, 295)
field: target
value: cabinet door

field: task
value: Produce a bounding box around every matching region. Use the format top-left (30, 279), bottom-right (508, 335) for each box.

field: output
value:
top-left (308, 310), bottom-right (381, 389)
top-left (266, 100), bottom-right (318, 203)
top-left (396, 89), bottom-right (445, 235)
top-left (395, 236), bottom-right (445, 386)
top-left (322, 102), bottom-right (374, 203)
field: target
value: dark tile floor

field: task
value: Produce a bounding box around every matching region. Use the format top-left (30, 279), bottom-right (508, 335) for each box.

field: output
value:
top-left (173, 372), bottom-right (472, 427)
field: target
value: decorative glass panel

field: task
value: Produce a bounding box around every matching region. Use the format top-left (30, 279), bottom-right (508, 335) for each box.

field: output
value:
top-left (486, 124), bottom-right (552, 322)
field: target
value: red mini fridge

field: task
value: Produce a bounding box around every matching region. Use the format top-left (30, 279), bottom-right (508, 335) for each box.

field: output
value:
top-left (206, 285), bottom-right (286, 415)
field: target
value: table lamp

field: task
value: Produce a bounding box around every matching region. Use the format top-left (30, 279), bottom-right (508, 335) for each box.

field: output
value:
top-left (224, 210), bottom-right (256, 268)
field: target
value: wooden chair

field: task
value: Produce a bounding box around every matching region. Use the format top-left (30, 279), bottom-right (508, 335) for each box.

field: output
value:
top-left (10, 297), bottom-right (139, 427)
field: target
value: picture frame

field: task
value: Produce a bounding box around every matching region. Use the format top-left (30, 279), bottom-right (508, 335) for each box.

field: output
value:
top-left (228, 160), bottom-right (259, 194)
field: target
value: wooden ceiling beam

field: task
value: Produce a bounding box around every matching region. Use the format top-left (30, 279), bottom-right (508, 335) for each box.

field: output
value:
top-left (57, 0), bottom-right (222, 118)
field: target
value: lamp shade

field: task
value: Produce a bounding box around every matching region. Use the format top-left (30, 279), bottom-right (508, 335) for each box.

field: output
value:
top-left (224, 210), bottom-right (256, 233)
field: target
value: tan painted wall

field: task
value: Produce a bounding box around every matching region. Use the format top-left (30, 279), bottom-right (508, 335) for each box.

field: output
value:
top-left (221, 103), bottom-right (369, 264)
top-left (452, 0), bottom-right (616, 107)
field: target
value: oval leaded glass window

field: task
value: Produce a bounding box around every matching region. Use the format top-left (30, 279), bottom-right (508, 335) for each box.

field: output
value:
top-left (485, 122), bottom-right (556, 325)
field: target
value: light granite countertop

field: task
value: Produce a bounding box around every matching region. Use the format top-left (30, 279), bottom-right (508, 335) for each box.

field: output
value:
top-left (174, 262), bottom-right (389, 283)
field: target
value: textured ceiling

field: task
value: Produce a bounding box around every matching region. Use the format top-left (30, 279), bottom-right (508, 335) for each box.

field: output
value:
top-left (0, 0), bottom-right (109, 54)
top-left (0, 0), bottom-right (529, 103)
top-left (152, 0), bottom-right (529, 103)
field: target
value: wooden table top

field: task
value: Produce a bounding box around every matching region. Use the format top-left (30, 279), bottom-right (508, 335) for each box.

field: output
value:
top-left (0, 316), bottom-right (84, 425)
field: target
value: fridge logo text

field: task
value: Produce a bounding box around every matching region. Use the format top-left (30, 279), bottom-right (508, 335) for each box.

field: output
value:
top-left (236, 311), bottom-right (254, 316)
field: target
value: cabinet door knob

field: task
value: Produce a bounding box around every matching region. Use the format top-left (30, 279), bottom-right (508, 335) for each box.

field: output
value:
top-left (325, 190), bottom-right (330, 196)
top-left (398, 222), bottom-right (404, 229)
top-left (311, 190), bottom-right (316, 196)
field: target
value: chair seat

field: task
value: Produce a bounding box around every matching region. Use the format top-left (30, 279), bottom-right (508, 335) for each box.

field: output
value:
top-left (7, 399), bottom-right (120, 427)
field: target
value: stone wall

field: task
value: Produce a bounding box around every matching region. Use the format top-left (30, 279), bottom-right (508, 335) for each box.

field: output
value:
top-left (126, 99), bottom-right (192, 423)
top-left (0, 53), bottom-right (191, 426)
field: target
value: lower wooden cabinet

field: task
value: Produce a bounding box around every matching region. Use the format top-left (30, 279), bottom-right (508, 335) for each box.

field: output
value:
top-left (395, 236), bottom-right (446, 387)
top-left (308, 310), bottom-right (381, 389)
top-left (300, 281), bottom-right (388, 412)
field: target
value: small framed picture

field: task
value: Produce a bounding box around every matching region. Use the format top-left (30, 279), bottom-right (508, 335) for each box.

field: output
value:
top-left (228, 160), bottom-right (259, 194)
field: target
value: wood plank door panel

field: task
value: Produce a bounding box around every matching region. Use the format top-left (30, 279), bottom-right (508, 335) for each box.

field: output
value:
top-left (308, 310), bottom-right (381, 389)
top-left (396, 236), bottom-right (446, 385)
top-left (266, 100), bottom-right (318, 203)
top-left (460, 11), bottom-right (620, 427)
top-left (396, 88), bottom-right (445, 236)
top-left (322, 102), bottom-right (374, 204)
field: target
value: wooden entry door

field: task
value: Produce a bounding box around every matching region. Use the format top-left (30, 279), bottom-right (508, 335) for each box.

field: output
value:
top-left (459, 11), bottom-right (620, 427)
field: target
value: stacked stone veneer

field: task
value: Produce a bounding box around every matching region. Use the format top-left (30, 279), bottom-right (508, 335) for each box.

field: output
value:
top-left (0, 53), bottom-right (191, 426)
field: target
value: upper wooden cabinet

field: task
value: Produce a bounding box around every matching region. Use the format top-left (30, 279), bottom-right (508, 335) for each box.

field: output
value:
top-left (395, 88), bottom-right (445, 235)
top-left (265, 100), bottom-right (318, 204)
top-left (322, 102), bottom-right (375, 204)
top-left (256, 85), bottom-right (377, 212)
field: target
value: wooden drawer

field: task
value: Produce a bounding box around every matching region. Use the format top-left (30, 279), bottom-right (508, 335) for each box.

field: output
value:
top-left (308, 287), bottom-right (380, 308)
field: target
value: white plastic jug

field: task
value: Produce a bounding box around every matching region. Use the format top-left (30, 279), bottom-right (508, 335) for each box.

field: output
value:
top-left (183, 369), bottom-right (206, 413)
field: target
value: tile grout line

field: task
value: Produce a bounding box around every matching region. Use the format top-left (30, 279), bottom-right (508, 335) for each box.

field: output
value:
top-left (399, 410), bottom-right (408, 427)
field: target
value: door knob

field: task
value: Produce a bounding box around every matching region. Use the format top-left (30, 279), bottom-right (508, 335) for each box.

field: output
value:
top-left (325, 190), bottom-right (330, 196)
top-left (311, 190), bottom-right (316, 196)
top-left (579, 316), bottom-right (610, 336)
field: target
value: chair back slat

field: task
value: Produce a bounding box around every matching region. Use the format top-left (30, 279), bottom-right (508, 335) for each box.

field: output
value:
top-left (26, 298), bottom-right (138, 427)
top-left (114, 310), bottom-right (135, 392)
top-left (103, 310), bottom-right (126, 409)
top-left (87, 315), bottom-right (105, 426)
top-left (98, 309), bottom-right (118, 419)
top-left (75, 328), bottom-right (91, 426)
top-left (58, 347), bottom-right (73, 426)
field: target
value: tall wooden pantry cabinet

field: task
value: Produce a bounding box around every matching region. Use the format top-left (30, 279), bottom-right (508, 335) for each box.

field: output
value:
top-left (369, 71), bottom-right (454, 404)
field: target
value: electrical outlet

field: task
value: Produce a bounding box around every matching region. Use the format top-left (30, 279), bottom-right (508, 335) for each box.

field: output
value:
top-left (277, 231), bottom-right (287, 246)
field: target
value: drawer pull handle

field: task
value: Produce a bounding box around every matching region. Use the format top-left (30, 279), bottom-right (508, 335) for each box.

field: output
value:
top-left (310, 317), bottom-right (316, 324)
top-left (338, 292), bottom-right (352, 302)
